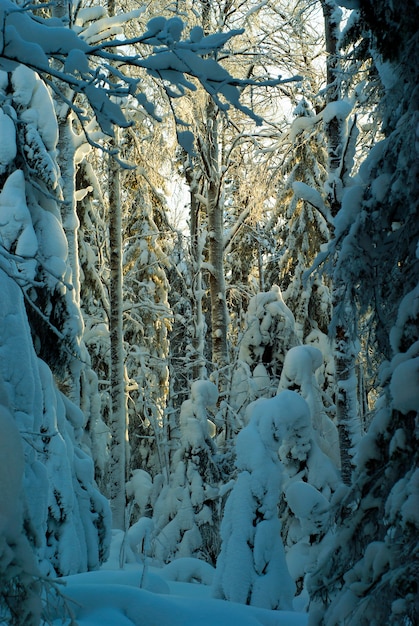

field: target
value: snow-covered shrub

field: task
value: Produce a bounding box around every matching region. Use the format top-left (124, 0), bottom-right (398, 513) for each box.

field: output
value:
top-left (272, 386), bottom-right (341, 599)
top-left (213, 391), bottom-right (297, 610)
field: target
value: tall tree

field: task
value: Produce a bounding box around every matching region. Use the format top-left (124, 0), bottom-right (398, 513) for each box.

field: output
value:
top-left (308, 1), bottom-right (419, 623)
top-left (320, 0), bottom-right (361, 484)
top-left (0, 63), bottom-right (111, 583)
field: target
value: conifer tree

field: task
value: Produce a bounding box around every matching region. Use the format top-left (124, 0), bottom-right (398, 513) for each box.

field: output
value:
top-left (151, 381), bottom-right (221, 565)
top-left (0, 64), bottom-right (111, 581)
top-left (308, 1), bottom-right (419, 623)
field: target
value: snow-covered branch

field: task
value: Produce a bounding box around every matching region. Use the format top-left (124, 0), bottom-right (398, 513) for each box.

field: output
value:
top-left (0, 2), bottom-right (299, 135)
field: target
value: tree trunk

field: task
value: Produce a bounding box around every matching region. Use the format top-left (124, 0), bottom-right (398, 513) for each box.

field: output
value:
top-left (107, 128), bottom-right (128, 530)
top-left (321, 0), bottom-right (360, 483)
top-left (185, 165), bottom-right (207, 380)
top-left (205, 97), bottom-right (230, 374)
top-left (106, 0), bottom-right (127, 531)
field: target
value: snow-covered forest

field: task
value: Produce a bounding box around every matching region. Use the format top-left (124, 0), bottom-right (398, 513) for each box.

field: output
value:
top-left (0, 0), bottom-right (418, 624)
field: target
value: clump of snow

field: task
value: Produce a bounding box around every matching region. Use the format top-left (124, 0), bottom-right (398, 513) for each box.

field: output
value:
top-left (191, 379), bottom-right (218, 409)
top-left (389, 282), bottom-right (419, 353)
top-left (32, 207), bottom-right (68, 288)
top-left (322, 99), bottom-right (352, 124)
top-left (290, 115), bottom-right (320, 142)
top-left (333, 183), bottom-right (364, 237)
top-left (161, 557), bottom-right (215, 585)
top-left (0, 109), bottom-right (17, 173)
top-left (390, 357), bottom-right (419, 414)
top-left (278, 345), bottom-right (340, 467)
top-left (0, 169), bottom-right (38, 279)
top-left (285, 481), bottom-right (330, 538)
top-left (126, 469), bottom-right (153, 517)
top-left (23, 73), bottom-right (59, 151)
top-left (126, 517), bottom-right (155, 562)
top-left (292, 182), bottom-right (324, 211)
top-left (11, 64), bottom-right (37, 106)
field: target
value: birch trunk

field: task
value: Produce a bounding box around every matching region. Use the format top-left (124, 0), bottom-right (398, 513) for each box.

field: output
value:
top-left (205, 97), bottom-right (230, 375)
top-left (107, 130), bottom-right (128, 530)
top-left (106, 0), bottom-right (127, 530)
top-left (185, 166), bottom-right (207, 380)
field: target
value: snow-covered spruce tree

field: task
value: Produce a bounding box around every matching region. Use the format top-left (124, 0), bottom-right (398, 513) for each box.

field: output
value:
top-left (278, 345), bottom-right (340, 468)
top-left (274, 381), bottom-right (341, 600)
top-left (0, 65), bottom-right (111, 579)
top-left (122, 177), bottom-right (172, 483)
top-left (151, 381), bottom-right (221, 566)
top-left (307, 1), bottom-right (419, 623)
top-left (213, 391), bottom-right (298, 610)
top-left (265, 96), bottom-right (332, 345)
top-left (308, 281), bottom-right (419, 625)
top-left (223, 286), bottom-right (301, 443)
top-left (0, 64), bottom-right (82, 387)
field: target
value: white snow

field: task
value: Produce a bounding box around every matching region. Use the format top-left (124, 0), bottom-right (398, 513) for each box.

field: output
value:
top-left (289, 114), bottom-right (320, 142)
top-left (322, 100), bottom-right (352, 124)
top-left (0, 404), bottom-right (25, 535)
top-left (390, 357), bottom-right (419, 414)
top-left (48, 558), bottom-right (308, 626)
top-left (292, 182), bottom-right (325, 211)
top-left (0, 109), bottom-right (17, 172)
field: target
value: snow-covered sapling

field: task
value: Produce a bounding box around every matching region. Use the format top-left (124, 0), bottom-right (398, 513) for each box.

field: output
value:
top-left (213, 391), bottom-right (298, 610)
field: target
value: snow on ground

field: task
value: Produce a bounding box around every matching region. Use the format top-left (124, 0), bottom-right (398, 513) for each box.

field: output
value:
top-left (48, 530), bottom-right (308, 626)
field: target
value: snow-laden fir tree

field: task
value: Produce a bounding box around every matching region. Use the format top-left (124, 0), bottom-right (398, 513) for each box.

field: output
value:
top-left (265, 96), bottom-right (332, 345)
top-left (237, 285), bottom-right (299, 384)
top-left (308, 281), bottom-right (419, 625)
top-left (0, 65), bottom-right (82, 384)
top-left (307, 1), bottom-right (419, 623)
top-left (151, 381), bottom-right (221, 566)
top-left (278, 345), bottom-right (340, 468)
top-left (274, 377), bottom-right (341, 600)
top-left (122, 179), bottom-right (172, 482)
top-left (0, 65), bottom-right (111, 580)
top-left (213, 391), bottom-right (299, 610)
top-left (223, 286), bottom-right (301, 446)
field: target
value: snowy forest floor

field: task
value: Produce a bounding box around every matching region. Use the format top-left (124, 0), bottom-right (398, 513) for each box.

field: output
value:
top-left (48, 530), bottom-right (308, 626)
